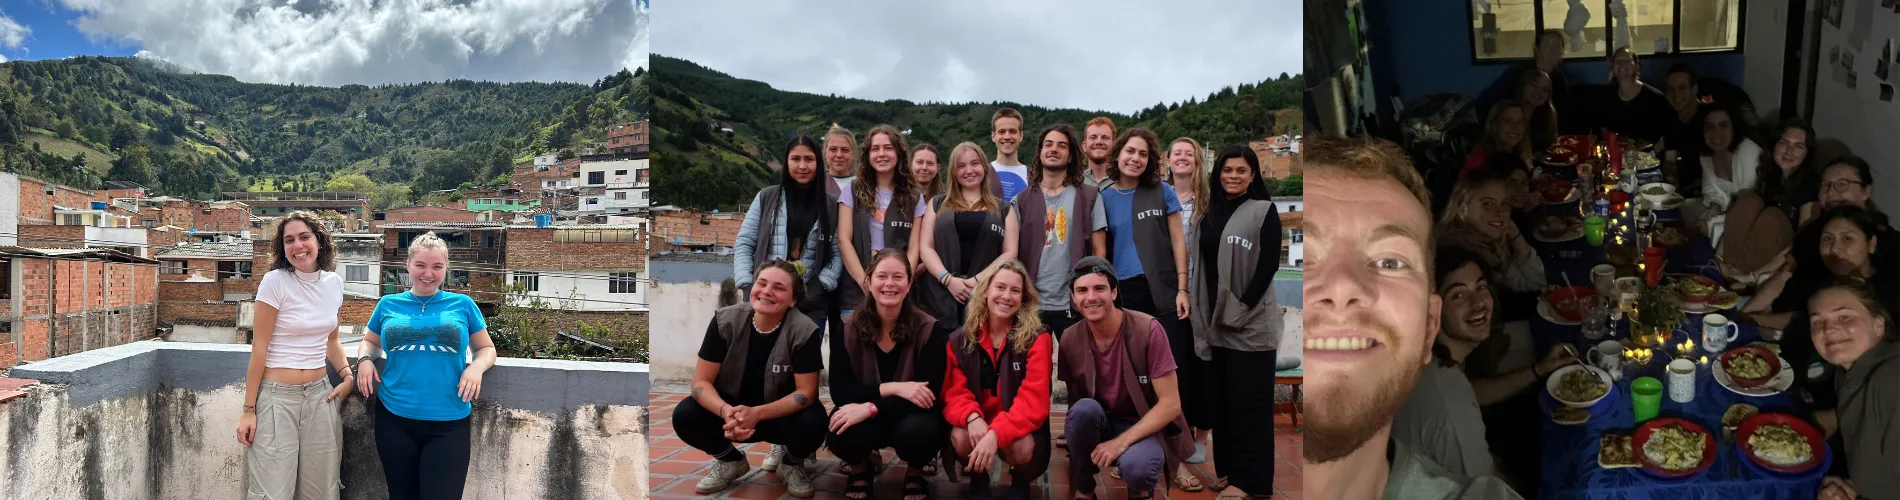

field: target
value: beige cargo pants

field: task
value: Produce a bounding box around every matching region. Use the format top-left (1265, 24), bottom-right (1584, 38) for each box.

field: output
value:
top-left (247, 378), bottom-right (343, 500)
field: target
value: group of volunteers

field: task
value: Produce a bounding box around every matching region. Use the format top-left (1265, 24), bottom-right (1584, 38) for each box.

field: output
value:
top-left (235, 210), bottom-right (497, 500)
top-left (688, 109), bottom-right (1288, 499)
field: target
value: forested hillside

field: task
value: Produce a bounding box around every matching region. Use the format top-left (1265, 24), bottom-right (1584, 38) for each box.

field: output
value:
top-left (0, 56), bottom-right (648, 205)
top-left (651, 54), bottom-right (1300, 211)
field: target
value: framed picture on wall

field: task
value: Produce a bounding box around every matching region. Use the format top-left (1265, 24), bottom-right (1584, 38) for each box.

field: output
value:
top-left (1825, 0), bottom-right (1844, 28)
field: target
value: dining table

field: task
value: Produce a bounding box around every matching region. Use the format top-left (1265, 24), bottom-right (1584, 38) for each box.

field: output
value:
top-left (1524, 187), bottom-right (1829, 499)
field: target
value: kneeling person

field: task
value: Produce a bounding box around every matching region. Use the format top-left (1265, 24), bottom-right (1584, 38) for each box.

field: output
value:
top-left (677, 260), bottom-right (827, 497)
top-left (1059, 257), bottom-right (1191, 499)
top-left (943, 260), bottom-right (1054, 499)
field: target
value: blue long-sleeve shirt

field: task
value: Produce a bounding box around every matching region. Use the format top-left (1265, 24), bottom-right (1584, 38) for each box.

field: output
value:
top-left (732, 190), bottom-right (843, 292)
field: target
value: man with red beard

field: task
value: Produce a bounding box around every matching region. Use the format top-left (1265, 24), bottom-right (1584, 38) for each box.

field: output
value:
top-left (1304, 135), bottom-right (1521, 499)
top-left (1081, 117), bottom-right (1117, 190)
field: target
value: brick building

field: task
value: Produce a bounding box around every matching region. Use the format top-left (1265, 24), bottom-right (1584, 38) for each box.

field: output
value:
top-left (607, 121), bottom-right (649, 157)
top-left (503, 225), bottom-right (648, 350)
top-left (0, 247), bottom-right (160, 369)
top-left (511, 155), bottom-right (584, 202)
top-left (1252, 135), bottom-right (1302, 180)
top-left (373, 206), bottom-right (480, 230)
top-left (650, 206), bottom-right (743, 252)
top-left (221, 192), bottom-right (371, 232)
top-left (16, 177), bottom-right (110, 226)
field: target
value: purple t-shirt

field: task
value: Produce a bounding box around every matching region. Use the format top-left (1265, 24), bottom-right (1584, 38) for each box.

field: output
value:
top-left (839, 182), bottom-right (928, 251)
top-left (1089, 317), bottom-right (1177, 417)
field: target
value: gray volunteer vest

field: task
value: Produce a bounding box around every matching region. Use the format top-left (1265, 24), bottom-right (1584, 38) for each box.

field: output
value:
top-left (914, 195), bottom-right (1007, 324)
top-left (712, 303), bottom-right (819, 404)
top-left (1189, 200), bottom-right (1281, 352)
top-left (838, 192), bottom-right (919, 308)
top-left (752, 186), bottom-right (837, 315)
top-left (1056, 310), bottom-right (1192, 468)
top-left (1015, 184), bottom-right (1098, 286)
top-left (842, 310), bottom-right (937, 385)
top-left (1106, 185), bottom-right (1180, 314)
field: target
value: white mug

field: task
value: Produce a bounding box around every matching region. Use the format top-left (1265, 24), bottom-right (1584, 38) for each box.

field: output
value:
top-left (1587, 340), bottom-right (1624, 379)
top-left (1702, 314), bottom-right (1739, 353)
top-left (1667, 358), bottom-right (1696, 403)
top-left (1591, 265), bottom-right (1617, 296)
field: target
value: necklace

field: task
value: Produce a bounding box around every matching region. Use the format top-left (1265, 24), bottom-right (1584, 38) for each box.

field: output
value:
top-left (292, 269), bottom-right (320, 291)
top-left (417, 291), bottom-right (441, 313)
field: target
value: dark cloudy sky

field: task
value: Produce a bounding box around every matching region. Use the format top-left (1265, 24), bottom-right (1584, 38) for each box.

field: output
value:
top-left (654, 0), bottom-right (1300, 114)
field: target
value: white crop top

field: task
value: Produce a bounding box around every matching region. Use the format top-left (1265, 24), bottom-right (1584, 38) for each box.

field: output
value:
top-left (256, 268), bottom-right (344, 369)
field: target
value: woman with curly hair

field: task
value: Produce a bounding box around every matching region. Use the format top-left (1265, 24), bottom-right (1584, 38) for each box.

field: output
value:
top-left (942, 260), bottom-right (1053, 500)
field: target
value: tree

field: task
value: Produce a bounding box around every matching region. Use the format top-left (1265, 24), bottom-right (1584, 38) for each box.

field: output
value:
top-left (325, 172), bottom-right (375, 192)
top-left (107, 145), bottom-right (153, 185)
top-left (110, 123), bottom-right (140, 151)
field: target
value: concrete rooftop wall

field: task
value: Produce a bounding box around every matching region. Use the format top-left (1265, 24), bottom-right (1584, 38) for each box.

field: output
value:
top-left (2, 341), bottom-right (650, 500)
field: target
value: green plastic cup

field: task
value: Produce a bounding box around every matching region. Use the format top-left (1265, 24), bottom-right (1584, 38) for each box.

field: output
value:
top-left (1584, 216), bottom-right (1608, 246)
top-left (1632, 376), bottom-right (1663, 423)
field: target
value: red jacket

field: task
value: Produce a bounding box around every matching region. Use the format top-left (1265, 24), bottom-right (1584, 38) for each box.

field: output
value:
top-left (941, 330), bottom-right (1053, 446)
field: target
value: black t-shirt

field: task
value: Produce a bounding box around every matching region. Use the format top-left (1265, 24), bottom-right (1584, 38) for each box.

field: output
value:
top-left (875, 346), bottom-right (901, 384)
top-left (953, 211), bottom-right (987, 275)
top-left (696, 316), bottom-right (825, 406)
top-left (1586, 84), bottom-right (1674, 143)
top-left (1661, 110), bottom-right (1705, 196)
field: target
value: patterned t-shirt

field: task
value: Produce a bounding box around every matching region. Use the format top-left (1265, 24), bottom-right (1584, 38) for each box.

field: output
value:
top-left (368, 290), bottom-right (487, 421)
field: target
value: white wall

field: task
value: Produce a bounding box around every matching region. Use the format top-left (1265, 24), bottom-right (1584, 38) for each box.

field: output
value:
top-left (85, 227), bottom-right (150, 258)
top-left (0, 173), bottom-right (18, 247)
top-left (1806, 0), bottom-right (1900, 211)
top-left (1741, 0), bottom-right (1789, 114)
top-left (509, 271), bottom-right (648, 312)
top-left (578, 159), bottom-right (645, 187)
top-left (646, 278), bottom-right (723, 389)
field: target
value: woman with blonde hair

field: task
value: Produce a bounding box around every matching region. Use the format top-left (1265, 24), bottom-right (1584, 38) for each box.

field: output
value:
top-left (1436, 169), bottom-right (1545, 295)
top-left (1164, 136), bottom-right (1215, 465)
top-left (1464, 100), bottom-right (1534, 174)
top-left (919, 141), bottom-right (1022, 326)
top-left (942, 260), bottom-right (1053, 500)
top-left (1516, 70), bottom-right (1561, 152)
top-left (238, 210), bottom-right (351, 500)
top-left (356, 231), bottom-right (497, 500)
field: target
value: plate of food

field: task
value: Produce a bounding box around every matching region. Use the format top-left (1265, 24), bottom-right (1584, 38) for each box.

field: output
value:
top-left (1558, 135), bottom-right (1593, 149)
top-left (1537, 178), bottom-right (1580, 204)
top-left (1546, 364), bottom-right (1612, 408)
top-left (1713, 353), bottom-right (1794, 397)
top-left (1545, 145), bottom-right (1583, 166)
top-left (1633, 418), bottom-right (1717, 478)
top-left (1675, 276), bottom-right (1721, 304)
top-left (1652, 226), bottom-right (1689, 248)
top-left (1553, 406), bottom-right (1591, 425)
top-left (1542, 286), bottom-right (1598, 322)
top-left (1535, 216), bottom-right (1586, 242)
top-left (1737, 413), bottom-right (1826, 474)
top-left (1599, 433), bottom-right (1640, 469)
top-left (1720, 346), bottom-right (1782, 388)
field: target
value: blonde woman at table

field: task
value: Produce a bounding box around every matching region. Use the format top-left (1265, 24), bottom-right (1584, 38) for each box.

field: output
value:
top-left (1807, 282), bottom-right (1900, 500)
top-left (1436, 169), bottom-right (1545, 295)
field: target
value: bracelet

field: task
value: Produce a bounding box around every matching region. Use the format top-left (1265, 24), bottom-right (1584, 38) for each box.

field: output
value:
top-left (966, 413), bottom-right (981, 424)
top-left (867, 403), bottom-right (879, 418)
top-left (242, 404), bottom-right (257, 414)
top-left (938, 270), bottom-right (952, 283)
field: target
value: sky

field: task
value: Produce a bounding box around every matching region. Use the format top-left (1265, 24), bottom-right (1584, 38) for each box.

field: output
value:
top-left (0, 0), bottom-right (648, 86)
top-left (654, 0), bottom-right (1301, 115)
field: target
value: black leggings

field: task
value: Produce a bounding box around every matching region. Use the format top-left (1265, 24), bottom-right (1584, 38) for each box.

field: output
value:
top-left (674, 396), bottom-right (829, 461)
top-left (374, 400), bottom-right (471, 500)
top-left (1212, 347), bottom-right (1277, 494)
top-left (825, 410), bottom-right (943, 466)
top-left (1116, 276), bottom-right (1214, 430)
top-left (1040, 309), bottom-right (1081, 344)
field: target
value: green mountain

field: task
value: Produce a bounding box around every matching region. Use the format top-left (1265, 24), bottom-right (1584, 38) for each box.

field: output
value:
top-left (650, 53), bottom-right (1301, 211)
top-left (0, 56), bottom-right (648, 203)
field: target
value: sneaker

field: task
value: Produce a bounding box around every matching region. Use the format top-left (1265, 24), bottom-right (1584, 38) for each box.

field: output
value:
top-left (1185, 442), bottom-right (1208, 464)
top-left (762, 444), bottom-right (788, 471)
top-left (781, 461), bottom-right (817, 498)
top-left (695, 459), bottom-right (751, 494)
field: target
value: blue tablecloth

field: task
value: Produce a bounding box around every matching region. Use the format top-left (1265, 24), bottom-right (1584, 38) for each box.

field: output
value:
top-left (1526, 204), bottom-right (1825, 499)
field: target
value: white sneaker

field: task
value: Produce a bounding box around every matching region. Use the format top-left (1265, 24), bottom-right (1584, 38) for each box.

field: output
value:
top-left (695, 459), bottom-right (751, 494)
top-left (762, 444), bottom-right (788, 471)
top-left (781, 462), bottom-right (816, 498)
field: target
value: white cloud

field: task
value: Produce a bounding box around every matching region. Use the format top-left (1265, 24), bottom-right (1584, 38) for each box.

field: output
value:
top-left (654, 0), bottom-right (1301, 114)
top-left (0, 9), bottom-right (30, 49)
top-left (57, 0), bottom-right (648, 86)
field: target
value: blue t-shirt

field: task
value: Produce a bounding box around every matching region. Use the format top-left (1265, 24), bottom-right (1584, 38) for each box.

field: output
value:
top-left (368, 291), bottom-right (487, 421)
top-left (1092, 185), bottom-right (1182, 280)
top-left (991, 161), bottom-right (1030, 203)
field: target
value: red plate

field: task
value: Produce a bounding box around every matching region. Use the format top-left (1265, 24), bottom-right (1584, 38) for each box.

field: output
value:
top-left (1677, 275), bottom-right (1719, 303)
top-left (1720, 346), bottom-right (1782, 388)
top-left (1633, 418), bottom-right (1717, 478)
top-left (1736, 413), bottom-right (1826, 474)
top-left (1544, 286), bottom-right (1597, 321)
top-left (1536, 178), bottom-right (1575, 203)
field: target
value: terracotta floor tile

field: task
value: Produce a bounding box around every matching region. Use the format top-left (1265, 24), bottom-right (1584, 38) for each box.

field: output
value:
top-left (658, 479), bottom-right (709, 497)
top-left (725, 483), bottom-right (789, 500)
top-left (651, 460), bottom-right (708, 476)
top-left (652, 437), bottom-right (687, 449)
top-left (670, 448), bottom-right (718, 462)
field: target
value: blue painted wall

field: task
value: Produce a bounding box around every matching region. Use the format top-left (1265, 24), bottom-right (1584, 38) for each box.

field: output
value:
top-left (1365, 0), bottom-right (1748, 105)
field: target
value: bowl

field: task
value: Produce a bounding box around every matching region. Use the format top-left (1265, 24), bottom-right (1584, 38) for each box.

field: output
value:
top-left (1720, 346), bottom-right (1782, 389)
top-left (1639, 183), bottom-right (1677, 205)
top-left (1546, 364), bottom-right (1613, 408)
top-left (1676, 275), bottom-right (1719, 303)
top-left (1634, 418), bottom-right (1717, 478)
top-left (1536, 178), bottom-right (1576, 203)
top-left (1544, 286), bottom-right (1598, 321)
top-left (1737, 413), bottom-right (1827, 474)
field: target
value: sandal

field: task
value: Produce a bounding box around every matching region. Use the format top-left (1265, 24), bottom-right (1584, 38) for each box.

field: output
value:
top-left (844, 465), bottom-right (877, 500)
top-left (919, 457), bottom-right (939, 477)
top-left (1173, 471), bottom-right (1206, 492)
top-left (840, 452), bottom-right (885, 475)
top-left (902, 470), bottom-right (930, 500)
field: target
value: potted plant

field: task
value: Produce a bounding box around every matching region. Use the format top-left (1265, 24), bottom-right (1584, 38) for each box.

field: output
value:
top-left (1629, 283), bottom-right (1682, 349)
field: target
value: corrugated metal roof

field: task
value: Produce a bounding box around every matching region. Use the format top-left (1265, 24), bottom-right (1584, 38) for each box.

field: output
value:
top-left (0, 246), bottom-right (159, 264)
top-left (155, 242), bottom-right (254, 260)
